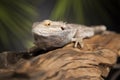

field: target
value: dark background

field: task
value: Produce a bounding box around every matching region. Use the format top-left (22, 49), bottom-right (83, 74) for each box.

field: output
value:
top-left (37, 0), bottom-right (120, 32)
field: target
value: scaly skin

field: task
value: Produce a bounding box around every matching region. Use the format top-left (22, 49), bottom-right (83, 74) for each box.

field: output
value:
top-left (32, 20), bottom-right (106, 50)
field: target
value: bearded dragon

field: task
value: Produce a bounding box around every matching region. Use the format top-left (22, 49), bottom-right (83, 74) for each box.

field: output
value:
top-left (32, 20), bottom-right (106, 50)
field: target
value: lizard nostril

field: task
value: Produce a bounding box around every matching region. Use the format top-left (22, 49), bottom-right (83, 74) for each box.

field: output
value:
top-left (61, 27), bottom-right (65, 30)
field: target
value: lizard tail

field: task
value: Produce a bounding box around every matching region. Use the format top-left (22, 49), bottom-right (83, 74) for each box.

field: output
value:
top-left (93, 25), bottom-right (107, 34)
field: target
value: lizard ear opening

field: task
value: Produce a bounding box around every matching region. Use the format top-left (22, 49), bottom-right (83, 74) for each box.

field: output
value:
top-left (61, 27), bottom-right (65, 30)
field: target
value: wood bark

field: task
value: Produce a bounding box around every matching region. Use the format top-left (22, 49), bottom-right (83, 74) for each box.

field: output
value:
top-left (0, 31), bottom-right (120, 80)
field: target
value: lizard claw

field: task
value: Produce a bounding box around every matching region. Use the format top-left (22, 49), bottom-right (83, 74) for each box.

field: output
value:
top-left (72, 38), bottom-right (84, 48)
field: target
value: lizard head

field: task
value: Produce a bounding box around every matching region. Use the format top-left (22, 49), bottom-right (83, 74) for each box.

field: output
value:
top-left (32, 20), bottom-right (67, 36)
top-left (32, 20), bottom-right (76, 50)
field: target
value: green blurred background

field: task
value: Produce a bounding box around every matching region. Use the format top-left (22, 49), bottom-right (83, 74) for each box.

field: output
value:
top-left (0, 0), bottom-right (120, 52)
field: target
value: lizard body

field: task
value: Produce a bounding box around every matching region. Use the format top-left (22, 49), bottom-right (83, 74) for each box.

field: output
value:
top-left (32, 20), bottom-right (106, 50)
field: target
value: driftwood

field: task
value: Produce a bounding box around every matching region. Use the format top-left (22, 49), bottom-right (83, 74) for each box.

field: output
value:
top-left (0, 31), bottom-right (120, 80)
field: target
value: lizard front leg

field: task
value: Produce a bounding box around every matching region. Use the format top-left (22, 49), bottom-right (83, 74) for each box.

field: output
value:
top-left (72, 37), bottom-right (84, 48)
top-left (72, 28), bottom-right (95, 48)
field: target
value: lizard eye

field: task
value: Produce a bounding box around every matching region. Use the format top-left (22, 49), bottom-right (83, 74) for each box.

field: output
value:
top-left (43, 20), bottom-right (51, 26)
top-left (44, 22), bottom-right (51, 26)
top-left (47, 22), bottom-right (50, 26)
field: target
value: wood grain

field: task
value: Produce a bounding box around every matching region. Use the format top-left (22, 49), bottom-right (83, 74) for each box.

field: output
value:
top-left (0, 31), bottom-right (120, 80)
